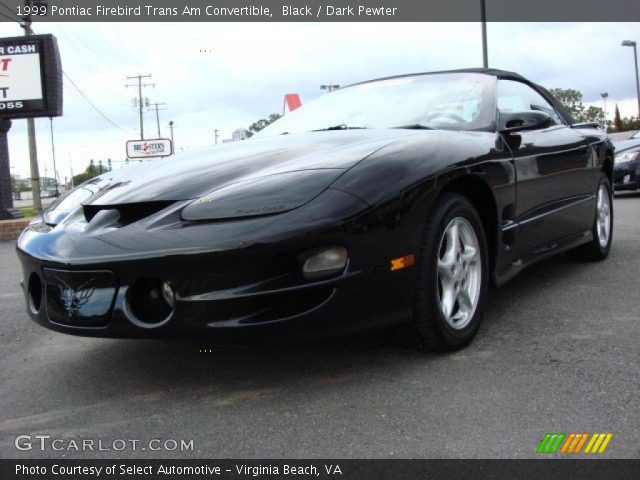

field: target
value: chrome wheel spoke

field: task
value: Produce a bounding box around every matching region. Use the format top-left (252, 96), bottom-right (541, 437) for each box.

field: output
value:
top-left (440, 285), bottom-right (456, 319)
top-left (436, 216), bottom-right (482, 330)
top-left (457, 288), bottom-right (473, 313)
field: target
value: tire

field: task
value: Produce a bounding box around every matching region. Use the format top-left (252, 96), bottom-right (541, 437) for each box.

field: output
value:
top-left (569, 173), bottom-right (613, 261)
top-left (394, 192), bottom-right (489, 352)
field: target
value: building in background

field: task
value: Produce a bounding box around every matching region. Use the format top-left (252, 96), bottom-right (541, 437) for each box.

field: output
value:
top-left (223, 128), bottom-right (249, 143)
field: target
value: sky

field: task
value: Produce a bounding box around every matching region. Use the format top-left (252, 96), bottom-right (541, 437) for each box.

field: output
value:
top-left (1, 21), bottom-right (640, 180)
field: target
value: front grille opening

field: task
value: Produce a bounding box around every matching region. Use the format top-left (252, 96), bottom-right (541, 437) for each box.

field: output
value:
top-left (84, 201), bottom-right (174, 226)
top-left (28, 273), bottom-right (43, 314)
top-left (205, 286), bottom-right (334, 326)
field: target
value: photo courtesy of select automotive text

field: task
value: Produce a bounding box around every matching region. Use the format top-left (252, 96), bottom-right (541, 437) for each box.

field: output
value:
top-left (1, 0), bottom-right (639, 478)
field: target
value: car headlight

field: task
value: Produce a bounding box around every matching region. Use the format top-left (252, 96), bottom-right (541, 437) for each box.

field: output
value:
top-left (181, 170), bottom-right (343, 221)
top-left (614, 151), bottom-right (639, 165)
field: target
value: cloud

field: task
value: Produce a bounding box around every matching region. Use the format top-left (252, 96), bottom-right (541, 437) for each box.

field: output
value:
top-left (5, 21), bottom-right (640, 179)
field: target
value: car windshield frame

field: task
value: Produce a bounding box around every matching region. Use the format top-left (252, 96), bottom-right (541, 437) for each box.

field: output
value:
top-left (256, 72), bottom-right (497, 138)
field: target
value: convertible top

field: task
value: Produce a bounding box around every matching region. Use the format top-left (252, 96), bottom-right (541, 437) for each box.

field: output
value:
top-left (348, 68), bottom-right (527, 87)
top-left (348, 68), bottom-right (576, 124)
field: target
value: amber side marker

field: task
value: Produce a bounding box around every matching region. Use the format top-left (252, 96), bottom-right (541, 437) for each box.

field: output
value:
top-left (390, 254), bottom-right (416, 271)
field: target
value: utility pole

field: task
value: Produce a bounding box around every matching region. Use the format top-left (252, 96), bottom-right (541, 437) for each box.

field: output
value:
top-left (49, 118), bottom-right (59, 196)
top-left (213, 129), bottom-right (220, 145)
top-left (148, 102), bottom-right (166, 138)
top-left (21, 5), bottom-right (42, 212)
top-left (168, 121), bottom-right (175, 152)
top-left (125, 74), bottom-right (154, 140)
top-left (481, 0), bottom-right (488, 68)
top-left (68, 152), bottom-right (74, 188)
top-left (320, 84), bottom-right (340, 93)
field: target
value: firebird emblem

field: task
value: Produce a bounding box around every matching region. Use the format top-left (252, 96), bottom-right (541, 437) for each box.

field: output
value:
top-left (56, 277), bottom-right (96, 317)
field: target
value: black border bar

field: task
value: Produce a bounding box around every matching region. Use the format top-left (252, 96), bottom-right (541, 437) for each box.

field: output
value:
top-left (2, 0), bottom-right (640, 22)
top-left (2, 459), bottom-right (640, 480)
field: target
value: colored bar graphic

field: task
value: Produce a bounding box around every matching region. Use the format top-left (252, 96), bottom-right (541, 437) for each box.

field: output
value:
top-left (536, 433), bottom-right (566, 453)
top-left (538, 433), bottom-right (613, 454)
top-left (559, 433), bottom-right (589, 453)
top-left (584, 433), bottom-right (613, 454)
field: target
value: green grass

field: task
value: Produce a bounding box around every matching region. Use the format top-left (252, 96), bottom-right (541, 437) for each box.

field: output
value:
top-left (17, 207), bottom-right (39, 218)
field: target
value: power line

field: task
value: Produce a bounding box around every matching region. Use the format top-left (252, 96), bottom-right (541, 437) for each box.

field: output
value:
top-left (0, 1), bottom-right (20, 21)
top-left (64, 24), bottom-right (119, 71)
top-left (0, 11), bottom-right (20, 23)
top-left (63, 71), bottom-right (128, 134)
top-left (93, 24), bottom-right (130, 65)
top-left (54, 24), bottom-right (127, 101)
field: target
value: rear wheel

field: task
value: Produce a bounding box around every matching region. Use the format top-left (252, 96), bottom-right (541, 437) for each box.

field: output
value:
top-left (394, 192), bottom-right (489, 352)
top-left (569, 174), bottom-right (613, 261)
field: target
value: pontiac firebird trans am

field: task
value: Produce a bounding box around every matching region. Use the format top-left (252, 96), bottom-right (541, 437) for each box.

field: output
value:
top-left (17, 69), bottom-right (614, 351)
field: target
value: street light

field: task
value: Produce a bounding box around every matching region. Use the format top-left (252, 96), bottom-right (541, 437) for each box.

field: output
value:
top-left (601, 93), bottom-right (608, 131)
top-left (481, 0), bottom-right (488, 68)
top-left (320, 84), bottom-right (340, 93)
top-left (621, 40), bottom-right (640, 120)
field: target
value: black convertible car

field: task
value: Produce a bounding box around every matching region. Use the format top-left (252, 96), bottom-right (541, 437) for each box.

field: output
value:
top-left (17, 69), bottom-right (614, 351)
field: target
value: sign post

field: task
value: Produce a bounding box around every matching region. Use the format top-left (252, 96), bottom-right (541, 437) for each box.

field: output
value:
top-left (0, 34), bottom-right (63, 219)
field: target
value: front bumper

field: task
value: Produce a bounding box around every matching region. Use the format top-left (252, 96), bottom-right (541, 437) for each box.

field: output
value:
top-left (16, 189), bottom-right (422, 342)
top-left (613, 160), bottom-right (640, 191)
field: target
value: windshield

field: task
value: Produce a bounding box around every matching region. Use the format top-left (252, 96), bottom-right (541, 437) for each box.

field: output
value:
top-left (257, 73), bottom-right (494, 137)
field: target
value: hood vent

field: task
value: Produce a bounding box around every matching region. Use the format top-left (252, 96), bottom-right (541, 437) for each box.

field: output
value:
top-left (83, 201), bottom-right (175, 226)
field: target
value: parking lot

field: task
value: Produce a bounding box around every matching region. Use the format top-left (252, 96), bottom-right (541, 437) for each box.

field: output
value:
top-left (0, 194), bottom-right (638, 459)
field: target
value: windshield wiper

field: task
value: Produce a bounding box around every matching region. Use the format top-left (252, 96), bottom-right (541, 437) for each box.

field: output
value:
top-left (393, 124), bottom-right (434, 130)
top-left (311, 124), bottom-right (367, 132)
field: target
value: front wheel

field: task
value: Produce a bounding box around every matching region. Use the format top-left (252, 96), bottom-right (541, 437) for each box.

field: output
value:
top-left (394, 192), bottom-right (489, 352)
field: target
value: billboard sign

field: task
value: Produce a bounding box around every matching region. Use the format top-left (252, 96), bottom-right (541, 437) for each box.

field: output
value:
top-left (0, 35), bottom-right (63, 119)
top-left (126, 139), bottom-right (173, 158)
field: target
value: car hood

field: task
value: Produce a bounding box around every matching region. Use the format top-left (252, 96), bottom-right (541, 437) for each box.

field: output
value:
top-left (85, 129), bottom-right (419, 205)
top-left (613, 139), bottom-right (640, 154)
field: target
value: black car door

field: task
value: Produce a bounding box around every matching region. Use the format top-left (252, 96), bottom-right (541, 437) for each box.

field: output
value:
top-left (497, 79), bottom-right (594, 258)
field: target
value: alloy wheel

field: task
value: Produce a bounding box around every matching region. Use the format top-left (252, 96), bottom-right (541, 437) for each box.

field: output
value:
top-left (436, 217), bottom-right (482, 330)
top-left (596, 184), bottom-right (611, 248)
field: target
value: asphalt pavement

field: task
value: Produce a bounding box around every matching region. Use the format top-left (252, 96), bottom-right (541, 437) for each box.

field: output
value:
top-left (0, 194), bottom-right (638, 459)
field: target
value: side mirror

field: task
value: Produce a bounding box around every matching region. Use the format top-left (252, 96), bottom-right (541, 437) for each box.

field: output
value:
top-left (498, 110), bottom-right (552, 134)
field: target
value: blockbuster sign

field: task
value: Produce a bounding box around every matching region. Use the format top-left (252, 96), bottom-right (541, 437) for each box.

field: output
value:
top-left (0, 35), bottom-right (63, 119)
top-left (126, 139), bottom-right (173, 158)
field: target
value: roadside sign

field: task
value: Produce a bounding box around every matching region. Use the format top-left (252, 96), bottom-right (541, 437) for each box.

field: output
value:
top-left (126, 139), bottom-right (173, 158)
top-left (0, 34), bottom-right (63, 119)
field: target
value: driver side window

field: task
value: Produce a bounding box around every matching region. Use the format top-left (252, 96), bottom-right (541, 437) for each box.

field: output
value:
top-left (497, 80), bottom-right (563, 126)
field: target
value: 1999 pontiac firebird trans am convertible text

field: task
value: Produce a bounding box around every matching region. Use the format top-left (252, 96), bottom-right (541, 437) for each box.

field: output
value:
top-left (17, 69), bottom-right (614, 351)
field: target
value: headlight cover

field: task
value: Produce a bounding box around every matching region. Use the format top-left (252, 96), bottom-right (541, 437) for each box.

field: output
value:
top-left (614, 151), bottom-right (639, 165)
top-left (181, 169), bottom-right (344, 221)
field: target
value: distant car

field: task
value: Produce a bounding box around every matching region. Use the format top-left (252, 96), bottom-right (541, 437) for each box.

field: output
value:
top-left (40, 189), bottom-right (58, 199)
top-left (613, 145), bottom-right (640, 192)
top-left (17, 69), bottom-right (615, 352)
top-left (612, 130), bottom-right (640, 154)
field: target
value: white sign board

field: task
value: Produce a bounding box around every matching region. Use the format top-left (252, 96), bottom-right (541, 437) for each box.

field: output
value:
top-left (126, 139), bottom-right (173, 159)
top-left (0, 41), bottom-right (44, 112)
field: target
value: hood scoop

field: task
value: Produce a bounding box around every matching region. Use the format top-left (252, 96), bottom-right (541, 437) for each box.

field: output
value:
top-left (83, 201), bottom-right (175, 228)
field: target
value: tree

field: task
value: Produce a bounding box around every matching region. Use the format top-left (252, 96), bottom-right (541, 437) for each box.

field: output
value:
top-left (614, 104), bottom-right (623, 131)
top-left (246, 113), bottom-right (281, 137)
top-left (72, 161), bottom-right (101, 186)
top-left (549, 88), bottom-right (584, 119)
top-left (549, 87), bottom-right (605, 125)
